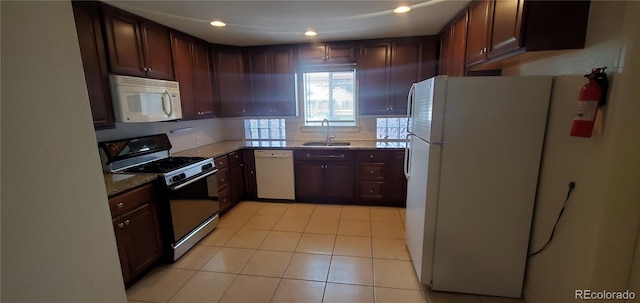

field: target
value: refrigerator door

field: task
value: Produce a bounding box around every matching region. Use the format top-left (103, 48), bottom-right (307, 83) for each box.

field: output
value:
top-left (430, 76), bottom-right (552, 297)
top-left (412, 76), bottom-right (447, 144)
top-left (405, 134), bottom-right (443, 285)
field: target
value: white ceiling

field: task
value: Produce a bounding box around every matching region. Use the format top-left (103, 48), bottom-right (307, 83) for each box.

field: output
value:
top-left (104, 0), bottom-right (470, 46)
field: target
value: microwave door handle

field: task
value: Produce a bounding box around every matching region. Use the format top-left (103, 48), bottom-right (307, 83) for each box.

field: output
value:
top-left (163, 90), bottom-right (174, 117)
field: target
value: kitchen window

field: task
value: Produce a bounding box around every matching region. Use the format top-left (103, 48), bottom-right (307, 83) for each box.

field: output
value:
top-left (244, 118), bottom-right (286, 140)
top-left (301, 66), bottom-right (357, 126)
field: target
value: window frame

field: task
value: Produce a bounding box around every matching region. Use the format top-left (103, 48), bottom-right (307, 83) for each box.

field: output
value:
top-left (298, 64), bottom-right (358, 127)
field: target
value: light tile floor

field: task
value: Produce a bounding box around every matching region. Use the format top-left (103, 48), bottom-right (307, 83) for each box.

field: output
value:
top-left (126, 201), bottom-right (526, 303)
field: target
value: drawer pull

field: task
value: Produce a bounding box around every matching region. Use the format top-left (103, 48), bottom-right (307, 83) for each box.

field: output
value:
top-left (370, 154), bottom-right (374, 159)
top-left (124, 219), bottom-right (130, 225)
top-left (369, 189), bottom-right (373, 193)
top-left (117, 202), bottom-right (124, 208)
top-left (117, 223), bottom-right (125, 228)
top-left (306, 154), bottom-right (345, 159)
top-left (370, 170), bottom-right (374, 174)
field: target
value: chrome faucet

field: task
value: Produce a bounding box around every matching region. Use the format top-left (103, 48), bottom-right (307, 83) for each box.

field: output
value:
top-left (321, 118), bottom-right (336, 145)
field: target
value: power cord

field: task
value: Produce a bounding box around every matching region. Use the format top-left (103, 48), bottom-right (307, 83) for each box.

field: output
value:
top-left (528, 181), bottom-right (576, 258)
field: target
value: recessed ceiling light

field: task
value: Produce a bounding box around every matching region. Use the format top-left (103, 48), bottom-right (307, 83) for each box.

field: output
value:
top-left (394, 6), bottom-right (411, 14)
top-left (210, 20), bottom-right (226, 27)
top-left (304, 30), bottom-right (318, 36)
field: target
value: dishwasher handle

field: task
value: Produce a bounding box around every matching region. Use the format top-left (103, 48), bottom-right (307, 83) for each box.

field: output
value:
top-left (306, 153), bottom-right (345, 159)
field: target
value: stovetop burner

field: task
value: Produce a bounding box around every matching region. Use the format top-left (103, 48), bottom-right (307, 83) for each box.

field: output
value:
top-left (123, 156), bottom-right (208, 174)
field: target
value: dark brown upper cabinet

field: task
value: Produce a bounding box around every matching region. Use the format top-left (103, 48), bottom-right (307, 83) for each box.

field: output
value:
top-left (247, 46), bottom-right (297, 116)
top-left (72, 1), bottom-right (115, 129)
top-left (465, 0), bottom-right (590, 70)
top-left (359, 37), bottom-right (437, 115)
top-left (298, 42), bottom-right (356, 64)
top-left (211, 46), bottom-right (250, 117)
top-left (102, 4), bottom-right (174, 80)
top-left (439, 11), bottom-right (469, 76)
top-left (171, 32), bottom-right (214, 120)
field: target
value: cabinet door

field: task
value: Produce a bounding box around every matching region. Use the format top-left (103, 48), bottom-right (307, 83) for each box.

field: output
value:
top-left (358, 42), bottom-right (391, 115)
top-left (451, 12), bottom-right (469, 77)
top-left (102, 7), bottom-right (145, 77)
top-left (325, 162), bottom-right (354, 199)
top-left (271, 47), bottom-right (296, 116)
top-left (298, 45), bottom-right (326, 64)
top-left (213, 47), bottom-right (249, 116)
top-left (295, 161), bottom-right (325, 198)
top-left (248, 49), bottom-right (272, 115)
top-left (228, 152), bottom-right (244, 203)
top-left (466, 0), bottom-right (491, 66)
top-left (171, 33), bottom-right (196, 119)
top-left (389, 39), bottom-right (422, 114)
top-left (242, 149), bottom-right (257, 200)
top-left (488, 0), bottom-right (524, 59)
top-left (386, 151), bottom-right (407, 206)
top-left (72, 1), bottom-right (115, 129)
top-left (140, 22), bottom-right (174, 80)
top-left (439, 27), bottom-right (453, 75)
top-left (421, 36), bottom-right (439, 80)
top-left (192, 41), bottom-right (215, 118)
top-left (326, 43), bottom-right (356, 63)
top-left (112, 218), bottom-right (131, 283)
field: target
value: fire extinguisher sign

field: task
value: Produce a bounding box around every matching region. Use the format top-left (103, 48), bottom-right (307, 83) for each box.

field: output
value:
top-left (573, 100), bottom-right (599, 121)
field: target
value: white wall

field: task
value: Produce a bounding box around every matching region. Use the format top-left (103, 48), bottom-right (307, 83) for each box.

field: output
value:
top-left (1, 2), bottom-right (127, 302)
top-left (502, 1), bottom-right (640, 302)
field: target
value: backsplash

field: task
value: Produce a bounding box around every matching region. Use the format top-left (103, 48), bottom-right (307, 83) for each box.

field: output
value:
top-left (96, 115), bottom-right (399, 153)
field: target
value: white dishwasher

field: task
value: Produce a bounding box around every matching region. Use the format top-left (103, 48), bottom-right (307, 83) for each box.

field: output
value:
top-left (254, 150), bottom-right (295, 200)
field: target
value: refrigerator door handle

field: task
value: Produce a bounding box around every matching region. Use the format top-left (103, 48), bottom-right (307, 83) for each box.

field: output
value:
top-left (406, 83), bottom-right (415, 133)
top-left (404, 133), bottom-right (412, 180)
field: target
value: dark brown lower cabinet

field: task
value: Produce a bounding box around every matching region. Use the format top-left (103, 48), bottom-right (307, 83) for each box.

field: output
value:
top-left (228, 151), bottom-right (244, 203)
top-left (294, 150), bottom-right (354, 203)
top-left (109, 183), bottom-right (163, 286)
top-left (355, 150), bottom-right (406, 207)
top-left (243, 149), bottom-right (257, 200)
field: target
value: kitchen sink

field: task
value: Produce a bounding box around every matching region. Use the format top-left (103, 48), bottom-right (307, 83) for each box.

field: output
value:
top-left (303, 141), bottom-right (351, 146)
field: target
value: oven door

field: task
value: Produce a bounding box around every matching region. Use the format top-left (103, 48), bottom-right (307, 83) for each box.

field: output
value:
top-left (167, 169), bottom-right (219, 261)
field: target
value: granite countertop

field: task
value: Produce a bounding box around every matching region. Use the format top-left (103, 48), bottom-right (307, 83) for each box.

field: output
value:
top-left (174, 140), bottom-right (406, 159)
top-left (105, 140), bottom-right (405, 196)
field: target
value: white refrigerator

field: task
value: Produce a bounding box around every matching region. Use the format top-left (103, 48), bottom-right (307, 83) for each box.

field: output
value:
top-left (404, 76), bottom-right (552, 298)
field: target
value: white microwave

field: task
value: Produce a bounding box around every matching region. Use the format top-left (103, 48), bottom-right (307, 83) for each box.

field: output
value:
top-left (109, 75), bottom-right (183, 122)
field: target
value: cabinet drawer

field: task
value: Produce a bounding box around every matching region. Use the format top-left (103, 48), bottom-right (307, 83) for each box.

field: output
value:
top-left (359, 182), bottom-right (385, 198)
top-left (218, 186), bottom-right (232, 212)
top-left (356, 150), bottom-right (388, 162)
top-left (228, 151), bottom-right (241, 163)
top-left (215, 156), bottom-right (228, 169)
top-left (109, 183), bottom-right (156, 218)
top-left (216, 167), bottom-right (229, 189)
top-left (294, 150), bottom-right (353, 161)
top-left (360, 163), bottom-right (385, 180)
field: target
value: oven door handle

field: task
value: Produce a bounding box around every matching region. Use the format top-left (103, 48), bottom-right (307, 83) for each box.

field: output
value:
top-left (169, 169), bottom-right (218, 191)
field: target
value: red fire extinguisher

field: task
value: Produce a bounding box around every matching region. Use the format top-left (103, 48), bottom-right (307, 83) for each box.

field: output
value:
top-left (570, 67), bottom-right (609, 137)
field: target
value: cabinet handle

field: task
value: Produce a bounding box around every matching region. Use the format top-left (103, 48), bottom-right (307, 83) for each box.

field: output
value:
top-left (118, 223), bottom-right (125, 228)
top-left (370, 154), bottom-right (374, 159)
top-left (148, 67), bottom-right (152, 71)
top-left (221, 178), bottom-right (225, 182)
top-left (240, 163), bottom-right (244, 167)
top-left (117, 202), bottom-right (124, 208)
top-left (370, 170), bottom-right (374, 174)
top-left (370, 189), bottom-right (374, 193)
top-left (124, 219), bottom-right (130, 225)
top-left (143, 67), bottom-right (148, 72)
top-left (250, 170), bottom-right (254, 174)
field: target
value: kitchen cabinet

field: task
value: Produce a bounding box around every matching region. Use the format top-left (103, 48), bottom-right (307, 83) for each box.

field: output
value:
top-left (465, 0), bottom-right (591, 70)
top-left (212, 46), bottom-right (250, 116)
top-left (357, 41), bottom-right (391, 115)
top-left (247, 46), bottom-right (297, 116)
top-left (294, 150), bottom-right (354, 203)
top-left (214, 155), bottom-right (232, 212)
top-left (228, 151), bottom-right (244, 203)
top-left (465, 0), bottom-right (492, 66)
top-left (102, 4), bottom-right (174, 80)
top-left (388, 37), bottom-right (438, 114)
top-left (355, 150), bottom-right (406, 207)
top-left (71, 1), bottom-right (115, 129)
top-left (359, 37), bottom-right (437, 115)
top-left (242, 149), bottom-right (258, 200)
top-left (439, 11), bottom-right (468, 76)
top-left (109, 183), bottom-right (163, 286)
top-left (298, 42), bottom-right (356, 64)
top-left (172, 32), bottom-right (215, 119)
